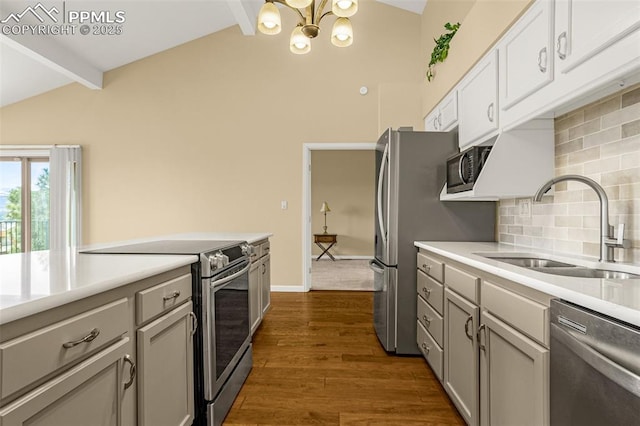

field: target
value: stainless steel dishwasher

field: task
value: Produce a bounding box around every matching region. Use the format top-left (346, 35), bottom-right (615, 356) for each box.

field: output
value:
top-left (550, 299), bottom-right (640, 425)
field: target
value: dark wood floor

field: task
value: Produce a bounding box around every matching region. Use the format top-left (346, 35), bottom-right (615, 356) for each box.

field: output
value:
top-left (224, 291), bottom-right (464, 425)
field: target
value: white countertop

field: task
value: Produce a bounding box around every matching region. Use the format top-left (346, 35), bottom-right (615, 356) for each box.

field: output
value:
top-left (414, 241), bottom-right (640, 328)
top-left (79, 232), bottom-right (273, 251)
top-left (1, 232), bottom-right (272, 326)
top-left (0, 250), bottom-right (197, 325)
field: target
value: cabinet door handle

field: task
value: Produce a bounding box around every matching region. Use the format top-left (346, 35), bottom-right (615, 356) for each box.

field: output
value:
top-left (433, 116), bottom-right (439, 130)
top-left (421, 342), bottom-right (430, 354)
top-left (464, 315), bottom-right (474, 340)
top-left (538, 47), bottom-right (547, 73)
top-left (422, 315), bottom-right (432, 326)
top-left (123, 354), bottom-right (136, 390)
top-left (477, 324), bottom-right (487, 352)
top-left (162, 291), bottom-right (180, 301)
top-left (62, 328), bottom-right (100, 348)
top-left (557, 31), bottom-right (567, 60)
top-left (262, 264), bottom-right (266, 274)
top-left (487, 103), bottom-right (494, 122)
top-left (189, 312), bottom-right (198, 336)
top-left (422, 287), bottom-right (431, 297)
top-left (438, 113), bottom-right (443, 129)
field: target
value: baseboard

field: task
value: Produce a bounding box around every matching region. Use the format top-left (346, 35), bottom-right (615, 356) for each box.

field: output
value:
top-left (271, 285), bottom-right (307, 292)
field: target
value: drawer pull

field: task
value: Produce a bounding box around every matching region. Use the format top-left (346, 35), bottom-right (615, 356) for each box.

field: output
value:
top-left (123, 354), bottom-right (136, 390)
top-left (422, 287), bottom-right (431, 297)
top-left (478, 324), bottom-right (487, 352)
top-left (464, 315), bottom-right (474, 340)
top-left (422, 264), bottom-right (431, 272)
top-left (162, 291), bottom-right (181, 302)
top-left (421, 342), bottom-right (430, 354)
top-left (62, 328), bottom-right (100, 349)
top-left (557, 31), bottom-right (567, 60)
top-left (422, 315), bottom-right (432, 326)
top-left (537, 47), bottom-right (547, 73)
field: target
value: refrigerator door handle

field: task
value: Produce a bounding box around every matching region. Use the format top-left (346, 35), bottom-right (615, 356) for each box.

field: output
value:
top-left (369, 259), bottom-right (385, 274)
top-left (377, 144), bottom-right (389, 245)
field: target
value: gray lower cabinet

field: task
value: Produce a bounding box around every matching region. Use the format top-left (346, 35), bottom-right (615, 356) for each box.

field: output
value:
top-left (0, 266), bottom-right (194, 426)
top-left (137, 301), bottom-right (195, 426)
top-left (261, 253), bottom-right (271, 315)
top-left (249, 240), bottom-right (271, 336)
top-left (249, 261), bottom-right (262, 335)
top-left (479, 310), bottom-right (549, 426)
top-left (416, 247), bottom-right (551, 426)
top-left (0, 337), bottom-right (132, 425)
top-left (444, 288), bottom-right (479, 426)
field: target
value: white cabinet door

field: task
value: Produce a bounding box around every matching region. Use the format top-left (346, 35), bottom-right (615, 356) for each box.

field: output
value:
top-left (439, 91), bottom-right (458, 131)
top-left (500, 0), bottom-right (555, 110)
top-left (458, 50), bottom-right (499, 148)
top-left (0, 338), bottom-right (131, 426)
top-left (424, 109), bottom-right (440, 131)
top-left (444, 288), bottom-right (479, 426)
top-left (137, 302), bottom-right (194, 426)
top-left (249, 260), bottom-right (261, 335)
top-left (261, 254), bottom-right (271, 316)
top-left (555, 0), bottom-right (640, 74)
top-left (480, 311), bottom-right (549, 426)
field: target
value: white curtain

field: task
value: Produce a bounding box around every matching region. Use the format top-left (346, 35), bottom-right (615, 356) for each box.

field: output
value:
top-left (49, 146), bottom-right (82, 251)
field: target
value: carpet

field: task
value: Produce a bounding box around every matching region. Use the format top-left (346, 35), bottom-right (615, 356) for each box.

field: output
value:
top-left (311, 259), bottom-right (374, 291)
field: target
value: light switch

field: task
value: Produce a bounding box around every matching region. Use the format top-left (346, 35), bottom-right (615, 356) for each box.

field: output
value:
top-left (281, 200), bottom-right (288, 210)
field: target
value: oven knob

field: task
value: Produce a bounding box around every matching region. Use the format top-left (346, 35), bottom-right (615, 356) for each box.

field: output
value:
top-left (241, 243), bottom-right (253, 256)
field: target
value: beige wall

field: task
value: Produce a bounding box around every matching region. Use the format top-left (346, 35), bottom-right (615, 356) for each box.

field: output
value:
top-left (311, 150), bottom-right (374, 257)
top-left (0, 2), bottom-right (421, 287)
top-left (499, 84), bottom-right (640, 263)
top-left (420, 0), bottom-right (534, 118)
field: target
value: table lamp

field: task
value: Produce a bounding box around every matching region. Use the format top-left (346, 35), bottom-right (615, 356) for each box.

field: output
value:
top-left (320, 201), bottom-right (331, 234)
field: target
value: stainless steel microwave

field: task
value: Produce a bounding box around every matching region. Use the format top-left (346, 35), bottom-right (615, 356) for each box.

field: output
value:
top-left (446, 145), bottom-right (492, 193)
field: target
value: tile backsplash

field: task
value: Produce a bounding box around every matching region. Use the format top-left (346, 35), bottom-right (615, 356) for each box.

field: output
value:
top-left (498, 84), bottom-right (640, 263)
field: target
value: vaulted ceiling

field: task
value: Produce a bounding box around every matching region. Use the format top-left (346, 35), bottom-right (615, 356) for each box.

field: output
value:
top-left (0, 0), bottom-right (426, 107)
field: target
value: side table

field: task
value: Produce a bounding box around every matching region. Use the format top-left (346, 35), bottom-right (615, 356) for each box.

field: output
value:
top-left (313, 233), bottom-right (337, 261)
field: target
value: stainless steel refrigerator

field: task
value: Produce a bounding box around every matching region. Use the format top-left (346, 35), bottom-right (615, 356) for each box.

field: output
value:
top-left (370, 128), bottom-right (495, 355)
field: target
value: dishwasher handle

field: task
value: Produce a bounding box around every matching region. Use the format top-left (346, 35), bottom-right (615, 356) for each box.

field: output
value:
top-left (552, 322), bottom-right (640, 397)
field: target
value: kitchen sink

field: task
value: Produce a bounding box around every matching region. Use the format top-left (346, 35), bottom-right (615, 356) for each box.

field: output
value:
top-left (479, 254), bottom-right (640, 279)
top-left (529, 267), bottom-right (640, 279)
top-left (483, 257), bottom-right (575, 268)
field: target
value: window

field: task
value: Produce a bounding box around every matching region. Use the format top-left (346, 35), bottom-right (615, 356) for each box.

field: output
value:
top-left (0, 146), bottom-right (81, 254)
top-left (0, 157), bottom-right (50, 254)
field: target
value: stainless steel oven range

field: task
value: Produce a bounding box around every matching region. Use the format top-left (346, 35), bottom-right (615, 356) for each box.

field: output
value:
top-left (83, 240), bottom-right (252, 426)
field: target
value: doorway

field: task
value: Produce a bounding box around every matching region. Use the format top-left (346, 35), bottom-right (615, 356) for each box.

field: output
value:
top-left (302, 143), bottom-right (376, 292)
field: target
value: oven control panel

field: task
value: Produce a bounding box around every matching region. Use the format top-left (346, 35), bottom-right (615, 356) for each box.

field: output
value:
top-left (208, 251), bottom-right (229, 271)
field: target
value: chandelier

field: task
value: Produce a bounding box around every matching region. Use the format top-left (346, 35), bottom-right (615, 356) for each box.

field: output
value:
top-left (257, 0), bottom-right (358, 54)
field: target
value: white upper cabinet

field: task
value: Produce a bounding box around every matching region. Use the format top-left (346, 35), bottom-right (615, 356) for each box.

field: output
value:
top-left (424, 90), bottom-right (458, 132)
top-left (458, 51), bottom-right (499, 148)
top-left (555, 0), bottom-right (640, 74)
top-left (500, 0), bottom-right (555, 110)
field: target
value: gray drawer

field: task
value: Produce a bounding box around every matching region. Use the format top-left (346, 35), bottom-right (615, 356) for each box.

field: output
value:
top-left (417, 321), bottom-right (443, 381)
top-left (417, 269), bottom-right (444, 316)
top-left (417, 295), bottom-right (443, 347)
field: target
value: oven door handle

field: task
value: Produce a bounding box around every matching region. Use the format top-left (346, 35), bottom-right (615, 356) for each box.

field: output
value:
top-left (551, 323), bottom-right (640, 397)
top-left (211, 262), bottom-right (251, 289)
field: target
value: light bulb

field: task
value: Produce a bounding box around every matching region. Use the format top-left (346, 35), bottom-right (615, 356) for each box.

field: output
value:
top-left (332, 0), bottom-right (357, 17)
top-left (286, 0), bottom-right (312, 8)
top-left (290, 26), bottom-right (311, 54)
top-left (331, 17), bottom-right (353, 47)
top-left (258, 2), bottom-right (281, 35)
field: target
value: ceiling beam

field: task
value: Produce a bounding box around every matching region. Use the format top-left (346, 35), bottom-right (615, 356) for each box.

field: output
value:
top-left (226, 0), bottom-right (259, 36)
top-left (0, 34), bottom-right (103, 89)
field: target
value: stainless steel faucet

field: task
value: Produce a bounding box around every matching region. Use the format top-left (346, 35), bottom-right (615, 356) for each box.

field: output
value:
top-left (533, 174), bottom-right (630, 262)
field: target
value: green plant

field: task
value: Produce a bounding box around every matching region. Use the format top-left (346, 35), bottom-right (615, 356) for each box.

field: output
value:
top-left (426, 22), bottom-right (460, 82)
